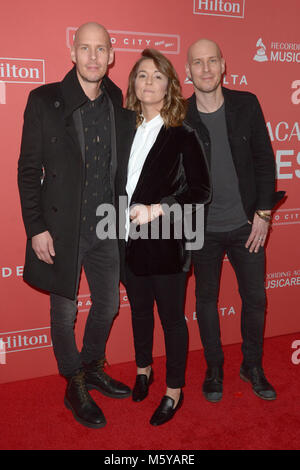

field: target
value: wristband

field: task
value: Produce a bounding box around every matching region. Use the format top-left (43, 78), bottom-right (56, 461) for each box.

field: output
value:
top-left (256, 210), bottom-right (271, 223)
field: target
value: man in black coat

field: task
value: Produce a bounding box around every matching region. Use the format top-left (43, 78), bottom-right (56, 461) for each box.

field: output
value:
top-left (18, 22), bottom-right (135, 429)
top-left (185, 39), bottom-right (285, 403)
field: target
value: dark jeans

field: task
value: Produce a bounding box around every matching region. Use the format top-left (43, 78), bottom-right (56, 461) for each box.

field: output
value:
top-left (193, 223), bottom-right (266, 368)
top-left (125, 266), bottom-right (188, 389)
top-left (50, 234), bottom-right (119, 377)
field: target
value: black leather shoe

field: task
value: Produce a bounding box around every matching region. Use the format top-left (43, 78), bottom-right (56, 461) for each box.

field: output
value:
top-left (84, 358), bottom-right (131, 399)
top-left (240, 365), bottom-right (277, 400)
top-left (202, 366), bottom-right (223, 403)
top-left (64, 369), bottom-right (106, 428)
top-left (132, 369), bottom-right (154, 402)
top-left (150, 391), bottom-right (184, 426)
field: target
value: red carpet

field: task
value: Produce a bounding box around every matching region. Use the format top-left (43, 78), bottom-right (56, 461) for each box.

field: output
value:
top-left (0, 333), bottom-right (299, 451)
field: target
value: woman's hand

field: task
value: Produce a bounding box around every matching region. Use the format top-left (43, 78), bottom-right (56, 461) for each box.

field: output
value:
top-left (130, 204), bottom-right (164, 225)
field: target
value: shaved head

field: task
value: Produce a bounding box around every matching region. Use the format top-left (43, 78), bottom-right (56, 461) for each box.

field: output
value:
top-left (73, 22), bottom-right (111, 49)
top-left (187, 38), bottom-right (222, 63)
top-left (71, 21), bottom-right (114, 96)
top-left (185, 38), bottom-right (225, 98)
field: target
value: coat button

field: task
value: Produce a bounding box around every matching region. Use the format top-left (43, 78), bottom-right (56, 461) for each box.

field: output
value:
top-left (54, 101), bottom-right (60, 108)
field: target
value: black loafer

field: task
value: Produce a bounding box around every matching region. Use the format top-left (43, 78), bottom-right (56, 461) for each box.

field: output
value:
top-left (240, 365), bottom-right (277, 400)
top-left (132, 369), bottom-right (154, 402)
top-left (202, 366), bottom-right (223, 403)
top-left (150, 391), bottom-right (183, 426)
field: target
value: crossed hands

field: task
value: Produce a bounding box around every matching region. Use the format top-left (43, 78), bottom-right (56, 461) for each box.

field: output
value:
top-left (129, 204), bottom-right (164, 225)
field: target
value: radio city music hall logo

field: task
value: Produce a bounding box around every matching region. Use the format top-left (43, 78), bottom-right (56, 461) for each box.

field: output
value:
top-left (193, 0), bottom-right (245, 18)
top-left (66, 28), bottom-right (180, 54)
top-left (0, 58), bottom-right (45, 104)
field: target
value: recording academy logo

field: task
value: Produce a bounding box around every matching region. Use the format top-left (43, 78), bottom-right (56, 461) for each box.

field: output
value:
top-left (0, 58), bottom-right (45, 105)
top-left (253, 38), bottom-right (300, 64)
top-left (66, 28), bottom-right (180, 54)
top-left (0, 327), bottom-right (52, 358)
top-left (193, 0), bottom-right (245, 18)
top-left (265, 269), bottom-right (300, 290)
top-left (253, 38), bottom-right (268, 62)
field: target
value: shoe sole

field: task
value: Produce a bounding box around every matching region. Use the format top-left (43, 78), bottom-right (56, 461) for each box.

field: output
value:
top-left (239, 372), bottom-right (277, 401)
top-left (86, 383), bottom-right (131, 399)
top-left (202, 391), bottom-right (222, 403)
top-left (64, 397), bottom-right (107, 429)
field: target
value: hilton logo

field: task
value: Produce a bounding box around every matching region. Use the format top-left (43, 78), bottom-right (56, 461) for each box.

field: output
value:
top-left (193, 0), bottom-right (245, 18)
top-left (0, 58), bottom-right (45, 105)
top-left (0, 327), bottom-right (52, 357)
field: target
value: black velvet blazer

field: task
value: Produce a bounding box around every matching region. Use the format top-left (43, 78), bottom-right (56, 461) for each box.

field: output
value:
top-left (115, 123), bottom-right (211, 281)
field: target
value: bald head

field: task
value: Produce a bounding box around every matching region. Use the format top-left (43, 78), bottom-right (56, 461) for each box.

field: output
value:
top-left (187, 38), bottom-right (222, 64)
top-left (70, 22), bottom-right (114, 95)
top-left (73, 22), bottom-right (111, 49)
top-left (185, 38), bottom-right (225, 97)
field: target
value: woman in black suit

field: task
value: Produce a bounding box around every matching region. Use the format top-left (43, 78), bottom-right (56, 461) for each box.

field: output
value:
top-left (117, 49), bottom-right (210, 426)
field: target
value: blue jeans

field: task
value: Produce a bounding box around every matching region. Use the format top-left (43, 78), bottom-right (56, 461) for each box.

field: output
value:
top-left (50, 234), bottom-right (119, 377)
top-left (192, 223), bottom-right (266, 368)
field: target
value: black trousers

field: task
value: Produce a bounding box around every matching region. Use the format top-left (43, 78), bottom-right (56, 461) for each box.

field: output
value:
top-left (193, 223), bottom-right (266, 368)
top-left (50, 234), bottom-right (119, 377)
top-left (125, 266), bottom-right (188, 389)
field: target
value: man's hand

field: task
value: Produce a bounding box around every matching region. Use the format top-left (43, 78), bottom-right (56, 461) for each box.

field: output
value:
top-left (32, 231), bottom-right (55, 264)
top-left (130, 204), bottom-right (164, 225)
top-left (245, 213), bottom-right (271, 253)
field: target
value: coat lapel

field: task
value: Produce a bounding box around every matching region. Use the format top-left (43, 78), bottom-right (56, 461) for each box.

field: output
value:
top-left (131, 125), bottom-right (169, 202)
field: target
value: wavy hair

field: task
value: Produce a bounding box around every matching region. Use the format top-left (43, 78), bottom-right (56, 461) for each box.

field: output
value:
top-left (126, 49), bottom-right (187, 128)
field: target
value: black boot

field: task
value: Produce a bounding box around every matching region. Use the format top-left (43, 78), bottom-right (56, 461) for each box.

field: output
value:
top-left (64, 369), bottom-right (106, 428)
top-left (84, 358), bottom-right (131, 399)
top-left (240, 365), bottom-right (277, 400)
top-left (202, 366), bottom-right (223, 403)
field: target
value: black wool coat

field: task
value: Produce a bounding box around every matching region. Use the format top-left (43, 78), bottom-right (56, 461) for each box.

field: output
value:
top-left (18, 66), bottom-right (136, 299)
top-left (115, 123), bottom-right (211, 282)
top-left (185, 87), bottom-right (285, 221)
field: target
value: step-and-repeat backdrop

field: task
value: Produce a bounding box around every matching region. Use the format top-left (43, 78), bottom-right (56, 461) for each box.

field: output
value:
top-left (0, 0), bottom-right (299, 383)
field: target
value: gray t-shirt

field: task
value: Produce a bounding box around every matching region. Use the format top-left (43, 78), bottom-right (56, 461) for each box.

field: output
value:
top-left (199, 104), bottom-right (248, 232)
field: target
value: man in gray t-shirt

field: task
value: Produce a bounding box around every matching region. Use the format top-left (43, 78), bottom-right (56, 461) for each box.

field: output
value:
top-left (199, 103), bottom-right (248, 232)
top-left (185, 38), bottom-right (285, 404)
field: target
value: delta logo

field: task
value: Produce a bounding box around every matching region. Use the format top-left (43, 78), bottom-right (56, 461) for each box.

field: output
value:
top-left (193, 0), bottom-right (245, 18)
top-left (66, 28), bottom-right (180, 54)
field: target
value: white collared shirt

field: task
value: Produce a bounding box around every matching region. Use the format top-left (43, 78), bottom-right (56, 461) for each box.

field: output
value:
top-left (125, 114), bottom-right (164, 241)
